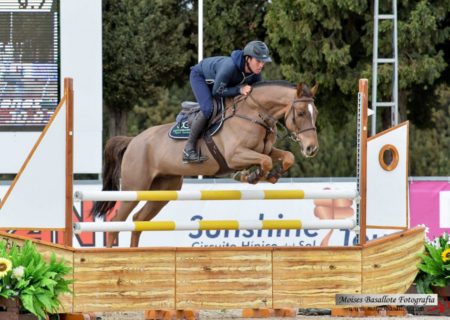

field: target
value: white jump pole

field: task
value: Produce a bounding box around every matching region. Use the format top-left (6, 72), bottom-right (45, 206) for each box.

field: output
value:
top-left (74, 219), bottom-right (356, 233)
top-left (74, 189), bottom-right (358, 202)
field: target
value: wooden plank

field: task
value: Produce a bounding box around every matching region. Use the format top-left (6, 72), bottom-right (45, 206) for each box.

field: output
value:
top-left (176, 250), bottom-right (272, 309)
top-left (358, 78), bottom-right (369, 245)
top-left (273, 249), bottom-right (361, 308)
top-left (363, 227), bottom-right (424, 248)
top-left (362, 228), bottom-right (424, 293)
top-left (73, 250), bottom-right (175, 312)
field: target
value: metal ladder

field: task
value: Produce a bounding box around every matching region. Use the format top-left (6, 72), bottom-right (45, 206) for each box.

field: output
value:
top-left (371, 0), bottom-right (399, 135)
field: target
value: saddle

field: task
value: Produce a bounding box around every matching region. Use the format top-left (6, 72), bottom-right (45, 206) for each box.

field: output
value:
top-left (168, 97), bottom-right (225, 139)
top-left (169, 97), bottom-right (231, 175)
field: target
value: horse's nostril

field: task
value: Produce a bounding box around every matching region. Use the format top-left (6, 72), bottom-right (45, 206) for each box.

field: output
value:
top-left (306, 145), bottom-right (319, 156)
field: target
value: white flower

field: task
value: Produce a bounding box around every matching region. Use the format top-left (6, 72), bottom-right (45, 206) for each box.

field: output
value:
top-left (417, 224), bottom-right (431, 241)
top-left (12, 266), bottom-right (24, 279)
top-left (434, 239), bottom-right (441, 249)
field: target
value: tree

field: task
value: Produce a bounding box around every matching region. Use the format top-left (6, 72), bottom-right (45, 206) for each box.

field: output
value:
top-left (265, 0), bottom-right (449, 124)
top-left (128, 83), bottom-right (194, 136)
top-left (409, 86), bottom-right (450, 176)
top-left (103, 0), bottom-right (193, 136)
top-left (377, 0), bottom-right (449, 127)
top-left (265, 0), bottom-right (449, 176)
top-left (201, 0), bottom-right (268, 57)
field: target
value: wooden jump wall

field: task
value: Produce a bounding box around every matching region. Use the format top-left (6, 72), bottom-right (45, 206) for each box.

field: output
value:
top-left (0, 227), bottom-right (424, 313)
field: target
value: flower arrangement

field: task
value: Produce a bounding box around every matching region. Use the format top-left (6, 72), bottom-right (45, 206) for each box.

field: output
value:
top-left (415, 232), bottom-right (450, 294)
top-left (0, 240), bottom-right (72, 319)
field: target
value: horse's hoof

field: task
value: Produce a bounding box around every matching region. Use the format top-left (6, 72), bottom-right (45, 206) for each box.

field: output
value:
top-left (246, 174), bottom-right (260, 185)
top-left (267, 176), bottom-right (278, 184)
top-left (266, 171), bottom-right (282, 184)
top-left (232, 170), bottom-right (249, 182)
top-left (232, 171), bottom-right (241, 181)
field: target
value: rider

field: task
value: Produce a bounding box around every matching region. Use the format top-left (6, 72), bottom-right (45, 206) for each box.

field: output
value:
top-left (182, 40), bottom-right (272, 163)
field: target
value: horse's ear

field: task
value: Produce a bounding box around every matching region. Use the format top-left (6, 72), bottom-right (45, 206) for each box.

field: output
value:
top-left (311, 83), bottom-right (319, 97)
top-left (296, 83), bottom-right (304, 98)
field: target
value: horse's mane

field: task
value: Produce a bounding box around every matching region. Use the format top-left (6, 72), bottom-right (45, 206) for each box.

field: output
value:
top-left (252, 80), bottom-right (295, 88)
top-left (253, 80), bottom-right (313, 97)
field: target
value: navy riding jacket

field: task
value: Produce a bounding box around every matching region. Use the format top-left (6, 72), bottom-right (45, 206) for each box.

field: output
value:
top-left (192, 50), bottom-right (262, 98)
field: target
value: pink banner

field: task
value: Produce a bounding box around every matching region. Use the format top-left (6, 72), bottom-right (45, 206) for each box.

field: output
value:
top-left (409, 181), bottom-right (450, 239)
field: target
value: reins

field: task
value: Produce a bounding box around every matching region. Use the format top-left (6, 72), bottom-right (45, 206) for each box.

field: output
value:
top-left (230, 94), bottom-right (276, 133)
top-left (228, 93), bottom-right (317, 145)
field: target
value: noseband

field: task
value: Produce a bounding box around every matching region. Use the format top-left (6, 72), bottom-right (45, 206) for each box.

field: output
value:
top-left (286, 97), bottom-right (317, 141)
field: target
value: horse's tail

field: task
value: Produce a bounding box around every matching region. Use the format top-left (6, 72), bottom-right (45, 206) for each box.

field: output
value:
top-left (91, 136), bottom-right (133, 219)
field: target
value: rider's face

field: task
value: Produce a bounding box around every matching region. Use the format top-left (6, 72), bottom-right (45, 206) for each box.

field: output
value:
top-left (246, 57), bottom-right (266, 74)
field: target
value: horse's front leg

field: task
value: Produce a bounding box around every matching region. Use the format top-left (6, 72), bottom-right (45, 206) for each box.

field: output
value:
top-left (265, 147), bottom-right (295, 184)
top-left (229, 149), bottom-right (273, 184)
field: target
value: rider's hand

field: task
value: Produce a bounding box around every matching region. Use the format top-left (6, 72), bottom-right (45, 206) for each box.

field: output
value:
top-left (240, 85), bottom-right (252, 96)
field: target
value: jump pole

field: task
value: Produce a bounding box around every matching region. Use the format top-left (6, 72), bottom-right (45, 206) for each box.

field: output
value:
top-left (74, 219), bottom-right (356, 233)
top-left (74, 189), bottom-right (358, 202)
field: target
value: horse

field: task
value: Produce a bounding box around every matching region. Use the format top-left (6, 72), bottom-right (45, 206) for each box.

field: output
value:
top-left (92, 81), bottom-right (319, 247)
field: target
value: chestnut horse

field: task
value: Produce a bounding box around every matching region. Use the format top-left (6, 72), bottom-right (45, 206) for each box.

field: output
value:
top-left (93, 81), bottom-right (319, 247)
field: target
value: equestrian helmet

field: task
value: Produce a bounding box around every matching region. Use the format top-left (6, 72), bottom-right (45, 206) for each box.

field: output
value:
top-left (243, 41), bottom-right (272, 62)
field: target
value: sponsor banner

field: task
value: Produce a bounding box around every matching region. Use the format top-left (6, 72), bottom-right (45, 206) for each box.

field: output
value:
top-left (70, 182), bottom-right (396, 248)
top-left (409, 181), bottom-right (450, 239)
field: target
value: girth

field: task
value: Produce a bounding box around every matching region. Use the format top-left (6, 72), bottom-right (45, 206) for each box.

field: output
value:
top-left (203, 134), bottom-right (232, 176)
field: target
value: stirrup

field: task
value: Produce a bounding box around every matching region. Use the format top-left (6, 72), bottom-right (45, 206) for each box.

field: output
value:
top-left (182, 149), bottom-right (208, 164)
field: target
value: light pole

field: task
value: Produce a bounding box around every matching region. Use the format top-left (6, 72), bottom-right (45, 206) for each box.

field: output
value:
top-left (198, 0), bottom-right (203, 62)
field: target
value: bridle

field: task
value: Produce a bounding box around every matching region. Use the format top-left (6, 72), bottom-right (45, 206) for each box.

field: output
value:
top-left (228, 92), bottom-right (317, 146)
top-left (285, 97), bottom-right (317, 142)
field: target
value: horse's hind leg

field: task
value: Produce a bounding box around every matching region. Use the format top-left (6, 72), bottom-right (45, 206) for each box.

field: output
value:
top-left (130, 175), bottom-right (183, 247)
top-left (129, 201), bottom-right (168, 247)
top-left (106, 201), bottom-right (139, 247)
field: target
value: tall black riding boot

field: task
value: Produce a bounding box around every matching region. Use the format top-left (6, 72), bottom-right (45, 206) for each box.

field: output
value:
top-left (182, 112), bottom-right (209, 163)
